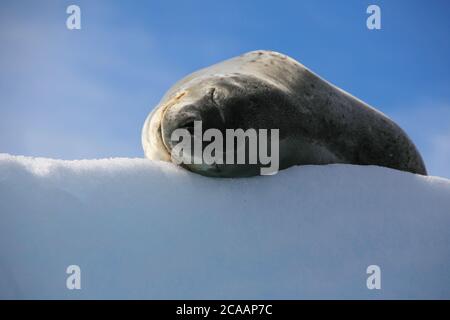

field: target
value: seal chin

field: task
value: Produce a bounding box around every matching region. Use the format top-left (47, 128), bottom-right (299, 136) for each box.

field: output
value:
top-left (181, 163), bottom-right (223, 177)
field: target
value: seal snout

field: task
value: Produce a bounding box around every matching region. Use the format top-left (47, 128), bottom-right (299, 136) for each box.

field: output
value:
top-left (160, 87), bottom-right (229, 155)
top-left (161, 103), bottom-right (203, 152)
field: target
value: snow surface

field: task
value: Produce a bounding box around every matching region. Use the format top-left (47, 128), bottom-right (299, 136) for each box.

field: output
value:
top-left (0, 153), bottom-right (449, 299)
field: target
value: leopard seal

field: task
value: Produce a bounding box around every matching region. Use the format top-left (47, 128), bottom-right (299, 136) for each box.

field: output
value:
top-left (142, 50), bottom-right (427, 177)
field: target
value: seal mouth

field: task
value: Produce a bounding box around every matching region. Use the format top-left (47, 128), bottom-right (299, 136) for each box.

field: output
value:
top-left (157, 124), bottom-right (172, 160)
top-left (158, 91), bottom-right (189, 156)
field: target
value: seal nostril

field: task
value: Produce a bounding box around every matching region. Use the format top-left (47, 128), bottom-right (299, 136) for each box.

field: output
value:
top-left (179, 120), bottom-right (196, 135)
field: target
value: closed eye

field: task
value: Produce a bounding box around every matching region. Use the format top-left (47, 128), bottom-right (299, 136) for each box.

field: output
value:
top-left (210, 88), bottom-right (218, 105)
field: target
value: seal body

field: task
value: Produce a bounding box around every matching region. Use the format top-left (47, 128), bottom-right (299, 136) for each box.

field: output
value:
top-left (142, 50), bottom-right (427, 177)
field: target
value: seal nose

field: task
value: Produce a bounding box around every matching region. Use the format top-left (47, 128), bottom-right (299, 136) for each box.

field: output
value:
top-left (176, 118), bottom-right (196, 135)
top-left (161, 103), bottom-right (201, 152)
top-left (160, 88), bottom-right (227, 157)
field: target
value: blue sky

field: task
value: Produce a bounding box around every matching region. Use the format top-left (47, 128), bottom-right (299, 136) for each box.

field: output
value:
top-left (0, 0), bottom-right (449, 177)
